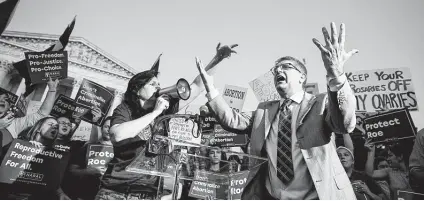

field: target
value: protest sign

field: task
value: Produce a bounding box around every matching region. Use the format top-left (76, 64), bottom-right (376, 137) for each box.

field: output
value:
top-left (213, 124), bottom-right (248, 147)
top-left (229, 170), bottom-right (249, 200)
top-left (0, 139), bottom-right (70, 192)
top-left (50, 94), bottom-right (91, 122)
top-left (0, 86), bottom-right (18, 104)
top-left (249, 71), bottom-right (319, 102)
top-left (14, 95), bottom-right (28, 118)
top-left (364, 108), bottom-right (416, 143)
top-left (75, 79), bottom-right (114, 126)
top-left (347, 67), bottom-right (417, 112)
top-left (169, 118), bottom-right (201, 146)
top-left (86, 144), bottom-right (114, 169)
top-left (222, 84), bottom-right (248, 112)
top-left (25, 51), bottom-right (68, 84)
top-left (396, 190), bottom-right (424, 200)
top-left (189, 170), bottom-right (229, 199)
top-left (201, 114), bottom-right (217, 133)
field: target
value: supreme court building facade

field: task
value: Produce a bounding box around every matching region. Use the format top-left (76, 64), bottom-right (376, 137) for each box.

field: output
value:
top-left (0, 31), bottom-right (137, 141)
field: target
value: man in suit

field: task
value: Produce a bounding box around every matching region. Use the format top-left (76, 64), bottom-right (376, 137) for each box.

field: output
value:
top-left (195, 22), bottom-right (358, 200)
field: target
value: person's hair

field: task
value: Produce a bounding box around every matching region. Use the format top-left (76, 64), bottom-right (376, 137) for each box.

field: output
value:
top-left (123, 70), bottom-right (179, 119)
top-left (389, 144), bottom-right (409, 167)
top-left (56, 116), bottom-right (78, 141)
top-left (123, 70), bottom-right (159, 119)
top-left (206, 147), bottom-right (227, 170)
top-left (228, 155), bottom-right (242, 164)
top-left (101, 116), bottom-right (113, 127)
top-left (375, 156), bottom-right (388, 169)
top-left (275, 56), bottom-right (308, 88)
top-left (18, 117), bottom-right (58, 145)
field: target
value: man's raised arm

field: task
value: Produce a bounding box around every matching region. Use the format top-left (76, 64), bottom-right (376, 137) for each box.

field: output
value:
top-left (313, 22), bottom-right (358, 134)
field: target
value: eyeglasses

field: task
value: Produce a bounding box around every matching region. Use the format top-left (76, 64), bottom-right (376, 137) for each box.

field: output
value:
top-left (270, 62), bottom-right (302, 75)
top-left (58, 121), bottom-right (72, 127)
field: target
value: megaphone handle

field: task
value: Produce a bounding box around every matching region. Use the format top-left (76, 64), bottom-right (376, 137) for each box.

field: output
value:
top-left (196, 63), bottom-right (211, 93)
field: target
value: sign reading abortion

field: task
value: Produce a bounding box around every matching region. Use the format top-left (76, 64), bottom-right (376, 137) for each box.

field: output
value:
top-left (222, 84), bottom-right (248, 112)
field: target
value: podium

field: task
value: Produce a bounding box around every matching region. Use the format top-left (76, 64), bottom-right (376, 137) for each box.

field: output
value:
top-left (125, 114), bottom-right (268, 200)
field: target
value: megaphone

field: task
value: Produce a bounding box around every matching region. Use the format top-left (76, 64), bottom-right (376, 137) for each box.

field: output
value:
top-left (156, 78), bottom-right (191, 100)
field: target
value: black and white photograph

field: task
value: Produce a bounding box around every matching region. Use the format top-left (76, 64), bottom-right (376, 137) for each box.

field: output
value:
top-left (1, 0), bottom-right (424, 200)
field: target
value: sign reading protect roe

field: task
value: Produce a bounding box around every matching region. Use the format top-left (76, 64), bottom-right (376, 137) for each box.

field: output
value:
top-left (364, 108), bottom-right (416, 143)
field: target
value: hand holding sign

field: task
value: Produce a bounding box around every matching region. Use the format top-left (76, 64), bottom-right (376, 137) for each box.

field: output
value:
top-left (47, 77), bottom-right (59, 92)
top-left (364, 138), bottom-right (375, 152)
top-left (313, 22), bottom-right (359, 78)
top-left (91, 107), bottom-right (102, 123)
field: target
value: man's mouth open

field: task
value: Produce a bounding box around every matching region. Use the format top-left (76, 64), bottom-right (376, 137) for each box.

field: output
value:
top-left (276, 74), bottom-right (286, 83)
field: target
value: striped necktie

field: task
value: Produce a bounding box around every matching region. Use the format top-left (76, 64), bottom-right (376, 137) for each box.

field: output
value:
top-left (276, 98), bottom-right (294, 184)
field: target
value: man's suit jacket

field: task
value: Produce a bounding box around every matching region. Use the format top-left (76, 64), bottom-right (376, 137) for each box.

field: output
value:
top-left (207, 82), bottom-right (357, 200)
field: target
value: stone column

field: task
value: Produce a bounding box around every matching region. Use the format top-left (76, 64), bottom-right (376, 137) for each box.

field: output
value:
top-left (0, 60), bottom-right (15, 88)
top-left (70, 77), bottom-right (83, 99)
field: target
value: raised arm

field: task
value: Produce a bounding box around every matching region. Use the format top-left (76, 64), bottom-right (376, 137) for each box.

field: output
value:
top-left (312, 22), bottom-right (358, 134)
top-left (195, 57), bottom-right (253, 135)
top-left (178, 43), bottom-right (238, 111)
top-left (363, 139), bottom-right (389, 179)
top-left (39, 77), bottom-right (59, 116)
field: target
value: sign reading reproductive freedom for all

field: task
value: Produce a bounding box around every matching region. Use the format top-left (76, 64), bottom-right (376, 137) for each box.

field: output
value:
top-left (25, 51), bottom-right (68, 84)
top-left (347, 67), bottom-right (417, 112)
top-left (169, 118), bottom-right (201, 146)
top-left (0, 140), bottom-right (70, 192)
top-left (249, 71), bottom-right (319, 102)
top-left (75, 79), bottom-right (114, 126)
top-left (86, 144), bottom-right (114, 169)
top-left (222, 84), bottom-right (248, 112)
top-left (363, 108), bottom-right (416, 143)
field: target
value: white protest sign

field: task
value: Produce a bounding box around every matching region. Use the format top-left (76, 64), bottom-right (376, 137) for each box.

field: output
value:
top-left (222, 84), bottom-right (248, 113)
top-left (249, 71), bottom-right (320, 102)
top-left (347, 67), bottom-right (417, 112)
top-left (168, 118), bottom-right (201, 146)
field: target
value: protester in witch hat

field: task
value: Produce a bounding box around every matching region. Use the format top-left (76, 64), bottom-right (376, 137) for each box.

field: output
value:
top-left (337, 146), bottom-right (384, 200)
top-left (96, 44), bottom-right (237, 200)
top-left (364, 140), bottom-right (412, 198)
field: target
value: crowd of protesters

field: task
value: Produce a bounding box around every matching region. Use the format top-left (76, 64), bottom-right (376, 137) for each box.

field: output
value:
top-left (1, 14), bottom-right (424, 201)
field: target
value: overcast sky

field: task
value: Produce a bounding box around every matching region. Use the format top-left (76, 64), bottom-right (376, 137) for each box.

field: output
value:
top-left (6, 0), bottom-right (424, 129)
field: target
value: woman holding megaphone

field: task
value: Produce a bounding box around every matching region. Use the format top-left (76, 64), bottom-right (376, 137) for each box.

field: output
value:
top-left (95, 43), bottom-right (237, 200)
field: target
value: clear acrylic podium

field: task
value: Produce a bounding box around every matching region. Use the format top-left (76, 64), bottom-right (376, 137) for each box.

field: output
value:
top-left (125, 114), bottom-right (268, 200)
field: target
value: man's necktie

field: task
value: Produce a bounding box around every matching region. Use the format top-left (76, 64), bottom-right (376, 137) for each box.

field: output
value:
top-left (276, 99), bottom-right (294, 184)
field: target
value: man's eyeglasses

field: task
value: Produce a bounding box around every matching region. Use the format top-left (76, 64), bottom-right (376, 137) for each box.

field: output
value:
top-left (270, 63), bottom-right (302, 75)
top-left (58, 121), bottom-right (72, 127)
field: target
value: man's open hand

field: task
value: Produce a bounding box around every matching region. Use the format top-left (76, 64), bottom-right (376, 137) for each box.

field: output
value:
top-left (313, 22), bottom-right (359, 78)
